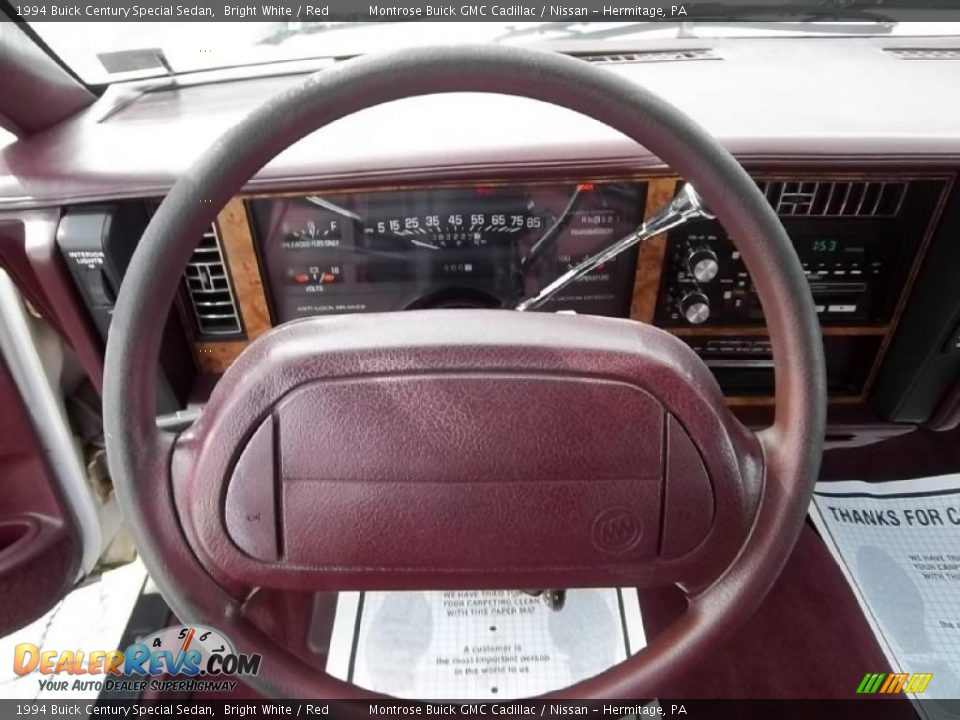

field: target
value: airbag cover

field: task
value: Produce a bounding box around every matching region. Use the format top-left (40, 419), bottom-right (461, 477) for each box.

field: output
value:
top-left (274, 375), bottom-right (663, 571)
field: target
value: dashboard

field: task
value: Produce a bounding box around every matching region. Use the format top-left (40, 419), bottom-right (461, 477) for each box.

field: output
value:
top-left (90, 169), bottom-right (944, 414)
top-left (4, 35), bottom-right (960, 433)
top-left (49, 171), bottom-right (955, 413)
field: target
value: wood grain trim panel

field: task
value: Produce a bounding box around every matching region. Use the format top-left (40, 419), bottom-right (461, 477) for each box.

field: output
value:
top-left (630, 177), bottom-right (678, 323)
top-left (192, 199), bottom-right (271, 374)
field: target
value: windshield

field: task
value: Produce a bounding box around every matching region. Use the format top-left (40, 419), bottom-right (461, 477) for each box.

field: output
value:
top-left (29, 20), bottom-right (960, 85)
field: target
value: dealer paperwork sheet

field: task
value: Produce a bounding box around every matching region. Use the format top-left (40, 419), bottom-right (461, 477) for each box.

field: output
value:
top-left (326, 588), bottom-right (645, 698)
top-left (811, 474), bottom-right (960, 716)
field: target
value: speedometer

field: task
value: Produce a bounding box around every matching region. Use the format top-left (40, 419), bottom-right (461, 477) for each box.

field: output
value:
top-left (366, 210), bottom-right (542, 250)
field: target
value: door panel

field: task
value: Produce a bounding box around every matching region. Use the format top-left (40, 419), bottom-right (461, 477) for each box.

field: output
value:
top-left (0, 351), bottom-right (80, 635)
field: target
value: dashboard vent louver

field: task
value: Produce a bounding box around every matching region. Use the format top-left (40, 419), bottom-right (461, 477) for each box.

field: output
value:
top-left (757, 180), bottom-right (908, 218)
top-left (884, 48), bottom-right (960, 60)
top-left (183, 224), bottom-right (244, 337)
top-left (581, 49), bottom-right (718, 64)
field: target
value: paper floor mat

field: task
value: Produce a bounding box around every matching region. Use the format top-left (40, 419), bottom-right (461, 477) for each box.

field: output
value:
top-left (326, 588), bottom-right (645, 699)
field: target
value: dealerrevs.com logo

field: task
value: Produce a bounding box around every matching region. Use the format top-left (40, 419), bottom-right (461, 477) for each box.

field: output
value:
top-left (14, 625), bottom-right (261, 694)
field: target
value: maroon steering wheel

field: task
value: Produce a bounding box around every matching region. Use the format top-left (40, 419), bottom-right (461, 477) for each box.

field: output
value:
top-left (103, 45), bottom-right (826, 699)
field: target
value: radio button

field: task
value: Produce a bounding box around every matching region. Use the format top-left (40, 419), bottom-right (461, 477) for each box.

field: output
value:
top-left (680, 292), bottom-right (711, 325)
top-left (687, 248), bottom-right (719, 283)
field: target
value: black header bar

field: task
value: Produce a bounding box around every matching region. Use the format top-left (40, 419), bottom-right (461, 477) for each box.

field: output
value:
top-left (7, 0), bottom-right (960, 22)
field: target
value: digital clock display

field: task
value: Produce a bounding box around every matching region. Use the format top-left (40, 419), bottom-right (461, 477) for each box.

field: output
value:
top-left (811, 239), bottom-right (840, 253)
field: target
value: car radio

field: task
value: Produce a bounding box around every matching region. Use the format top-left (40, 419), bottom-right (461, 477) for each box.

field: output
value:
top-left (650, 176), bottom-right (951, 400)
top-left (654, 178), bottom-right (943, 327)
top-left (656, 219), bottom-right (901, 326)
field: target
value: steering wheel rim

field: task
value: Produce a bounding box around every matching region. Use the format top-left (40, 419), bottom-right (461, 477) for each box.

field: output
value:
top-left (104, 44), bottom-right (825, 699)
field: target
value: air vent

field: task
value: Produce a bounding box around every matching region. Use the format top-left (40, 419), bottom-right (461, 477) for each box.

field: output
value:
top-left (581, 49), bottom-right (718, 64)
top-left (757, 180), bottom-right (908, 218)
top-left (884, 48), bottom-right (960, 60)
top-left (183, 225), bottom-right (244, 337)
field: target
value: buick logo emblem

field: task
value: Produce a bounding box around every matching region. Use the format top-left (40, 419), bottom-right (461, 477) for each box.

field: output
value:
top-left (592, 509), bottom-right (642, 553)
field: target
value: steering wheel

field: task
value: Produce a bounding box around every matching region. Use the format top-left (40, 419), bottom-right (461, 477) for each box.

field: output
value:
top-left (103, 45), bottom-right (825, 699)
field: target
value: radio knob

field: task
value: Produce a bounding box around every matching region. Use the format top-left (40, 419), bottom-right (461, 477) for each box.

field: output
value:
top-left (687, 248), bottom-right (719, 283)
top-left (680, 292), bottom-right (711, 325)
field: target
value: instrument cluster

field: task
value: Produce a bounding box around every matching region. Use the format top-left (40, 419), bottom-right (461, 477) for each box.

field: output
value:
top-left (247, 181), bottom-right (648, 323)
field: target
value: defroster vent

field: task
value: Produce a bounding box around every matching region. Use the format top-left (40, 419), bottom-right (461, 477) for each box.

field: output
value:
top-left (183, 224), bottom-right (244, 337)
top-left (884, 48), bottom-right (960, 60)
top-left (758, 180), bottom-right (908, 218)
top-left (581, 49), bottom-right (718, 64)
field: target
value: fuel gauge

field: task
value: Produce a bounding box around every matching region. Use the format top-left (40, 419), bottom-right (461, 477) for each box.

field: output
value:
top-left (282, 218), bottom-right (343, 251)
